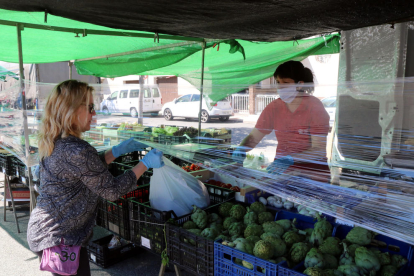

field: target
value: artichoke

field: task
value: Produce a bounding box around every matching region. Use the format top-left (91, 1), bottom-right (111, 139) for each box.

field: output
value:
top-left (250, 201), bottom-right (266, 214)
top-left (246, 235), bottom-right (261, 245)
top-left (310, 227), bottom-right (327, 246)
top-left (378, 252), bottom-right (391, 266)
top-left (262, 221), bottom-right (285, 237)
top-left (303, 267), bottom-right (324, 276)
top-left (313, 214), bottom-right (333, 239)
top-left (215, 234), bottom-right (229, 241)
top-left (348, 244), bottom-right (363, 258)
top-left (323, 269), bottom-right (344, 276)
top-left (258, 212), bottom-right (274, 225)
top-left (391, 254), bottom-right (408, 268)
top-left (243, 207), bottom-right (258, 225)
top-left (242, 260), bottom-right (254, 270)
top-left (244, 223), bottom-right (264, 238)
top-left (209, 222), bottom-right (224, 233)
top-left (355, 246), bottom-right (380, 273)
top-left (345, 227), bottom-right (374, 246)
top-left (191, 206), bottom-right (208, 229)
top-left (231, 235), bottom-right (243, 241)
top-left (337, 264), bottom-right (362, 276)
top-left (379, 265), bottom-right (398, 276)
top-left (263, 235), bottom-right (286, 257)
top-left (261, 232), bottom-right (280, 240)
top-left (274, 256), bottom-right (287, 264)
top-left (185, 229), bottom-right (202, 245)
top-left (230, 204), bottom-right (247, 220)
top-left (305, 248), bottom-right (325, 269)
top-left (289, 242), bottom-right (311, 264)
top-left (222, 240), bottom-right (235, 247)
top-left (253, 240), bottom-right (274, 260)
top-left (276, 219), bottom-right (292, 232)
top-left (183, 221), bottom-right (198, 229)
top-left (304, 228), bottom-right (314, 236)
top-left (200, 228), bottom-right (219, 240)
top-left (219, 202), bottom-right (234, 217)
top-left (229, 222), bottom-right (245, 237)
top-left (223, 217), bottom-right (237, 229)
top-left (208, 213), bottom-right (222, 224)
top-left (283, 230), bottom-right (304, 247)
top-left (233, 238), bottom-right (254, 254)
top-left (319, 237), bottom-right (342, 257)
top-left (323, 254), bottom-right (338, 269)
top-left (339, 243), bottom-right (354, 266)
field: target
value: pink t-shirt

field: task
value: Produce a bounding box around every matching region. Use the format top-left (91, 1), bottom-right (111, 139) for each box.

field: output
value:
top-left (255, 95), bottom-right (329, 159)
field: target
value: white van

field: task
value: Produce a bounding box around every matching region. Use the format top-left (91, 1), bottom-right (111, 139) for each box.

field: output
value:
top-left (100, 85), bottom-right (162, 117)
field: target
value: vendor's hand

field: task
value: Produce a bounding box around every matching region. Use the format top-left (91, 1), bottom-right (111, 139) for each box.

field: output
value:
top-left (112, 138), bottom-right (148, 158)
top-left (142, 149), bottom-right (164, 169)
top-left (232, 146), bottom-right (250, 164)
top-left (266, 155), bottom-right (294, 175)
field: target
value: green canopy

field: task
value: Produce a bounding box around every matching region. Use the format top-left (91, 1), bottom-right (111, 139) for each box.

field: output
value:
top-left (0, 65), bottom-right (18, 81)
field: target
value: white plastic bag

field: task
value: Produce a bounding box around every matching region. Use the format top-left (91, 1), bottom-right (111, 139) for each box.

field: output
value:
top-left (149, 157), bottom-right (210, 217)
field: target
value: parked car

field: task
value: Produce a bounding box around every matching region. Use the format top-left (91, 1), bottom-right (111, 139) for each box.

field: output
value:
top-left (100, 85), bottom-right (162, 117)
top-left (321, 96), bottom-right (336, 127)
top-left (162, 94), bottom-right (234, 122)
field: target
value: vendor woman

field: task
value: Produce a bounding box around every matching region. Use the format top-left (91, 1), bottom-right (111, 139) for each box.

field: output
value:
top-left (233, 60), bottom-right (330, 179)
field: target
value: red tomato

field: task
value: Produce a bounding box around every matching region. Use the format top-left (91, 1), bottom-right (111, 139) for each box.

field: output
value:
top-left (190, 164), bottom-right (196, 171)
top-left (230, 186), bottom-right (241, 192)
top-left (225, 184), bottom-right (232, 189)
top-left (220, 183), bottom-right (227, 188)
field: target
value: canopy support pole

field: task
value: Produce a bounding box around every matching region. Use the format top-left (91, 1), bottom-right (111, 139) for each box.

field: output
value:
top-left (138, 75), bottom-right (144, 125)
top-left (16, 23), bottom-right (36, 212)
top-left (198, 41), bottom-right (206, 138)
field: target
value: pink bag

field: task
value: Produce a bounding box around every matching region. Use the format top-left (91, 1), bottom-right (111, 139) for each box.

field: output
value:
top-left (40, 239), bottom-right (81, 275)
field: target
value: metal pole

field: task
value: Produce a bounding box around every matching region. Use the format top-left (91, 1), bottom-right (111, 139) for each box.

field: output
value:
top-left (138, 75), bottom-right (144, 125)
top-left (16, 23), bottom-right (36, 211)
top-left (198, 41), bottom-right (206, 138)
top-left (69, 61), bottom-right (73, 79)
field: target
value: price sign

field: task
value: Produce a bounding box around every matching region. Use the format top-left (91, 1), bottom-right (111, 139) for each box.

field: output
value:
top-left (141, 237), bottom-right (151, 249)
top-left (90, 253), bottom-right (96, 262)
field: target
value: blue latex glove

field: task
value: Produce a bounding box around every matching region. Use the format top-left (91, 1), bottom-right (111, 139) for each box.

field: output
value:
top-left (142, 149), bottom-right (164, 169)
top-left (112, 138), bottom-right (148, 158)
top-left (266, 155), bottom-right (294, 175)
top-left (232, 146), bottom-right (250, 164)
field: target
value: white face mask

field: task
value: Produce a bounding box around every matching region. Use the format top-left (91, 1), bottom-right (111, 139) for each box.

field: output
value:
top-left (278, 86), bottom-right (298, 103)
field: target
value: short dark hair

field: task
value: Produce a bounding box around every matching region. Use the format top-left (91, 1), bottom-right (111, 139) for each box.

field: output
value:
top-left (274, 60), bottom-right (314, 83)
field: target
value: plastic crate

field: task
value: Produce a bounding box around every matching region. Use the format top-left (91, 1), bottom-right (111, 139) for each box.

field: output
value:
top-left (109, 161), bottom-right (152, 186)
top-left (246, 189), bottom-right (336, 223)
top-left (13, 158), bottom-right (26, 178)
top-left (214, 240), bottom-right (278, 276)
top-left (113, 150), bottom-right (147, 163)
top-left (129, 185), bottom-right (236, 256)
top-left (87, 234), bottom-right (139, 268)
top-left (96, 198), bottom-right (130, 240)
top-left (0, 153), bottom-right (15, 175)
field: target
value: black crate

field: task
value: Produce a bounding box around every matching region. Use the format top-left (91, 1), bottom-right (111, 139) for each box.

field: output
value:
top-left (128, 183), bottom-right (235, 256)
top-left (109, 161), bottom-right (152, 186)
top-left (87, 234), bottom-right (139, 268)
top-left (13, 158), bottom-right (26, 178)
top-left (96, 198), bottom-right (130, 240)
top-left (113, 150), bottom-right (148, 164)
top-left (0, 153), bottom-right (15, 175)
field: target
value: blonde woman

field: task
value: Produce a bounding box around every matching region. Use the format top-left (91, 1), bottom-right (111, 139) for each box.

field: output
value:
top-left (27, 80), bottom-right (163, 276)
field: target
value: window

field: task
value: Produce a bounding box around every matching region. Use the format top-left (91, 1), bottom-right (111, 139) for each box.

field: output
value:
top-left (191, 94), bottom-right (200, 102)
top-left (152, 88), bottom-right (160, 97)
top-left (110, 91), bottom-right (118, 100)
top-left (144, 89), bottom-right (151, 98)
top-left (130, 89), bottom-right (139, 98)
top-left (119, 90), bottom-right (128, 99)
top-left (177, 94), bottom-right (192, 103)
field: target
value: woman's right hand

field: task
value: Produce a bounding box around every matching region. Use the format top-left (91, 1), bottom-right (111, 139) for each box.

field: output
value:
top-left (142, 149), bottom-right (164, 169)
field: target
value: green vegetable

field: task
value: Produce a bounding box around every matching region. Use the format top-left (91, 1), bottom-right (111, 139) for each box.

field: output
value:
top-left (233, 238), bottom-right (254, 254)
top-left (345, 227), bottom-right (374, 246)
top-left (323, 254), bottom-right (338, 269)
top-left (304, 228), bottom-right (314, 236)
top-left (191, 206), bottom-right (208, 229)
top-left (323, 269), bottom-right (344, 276)
top-left (355, 246), bottom-right (380, 273)
top-left (209, 222), bottom-right (224, 233)
top-left (319, 237), bottom-right (342, 257)
top-left (219, 202), bottom-right (234, 217)
top-left (200, 228), bottom-right (219, 240)
top-left (276, 219), bottom-right (292, 232)
top-left (244, 223), bottom-right (264, 238)
top-left (283, 230), bottom-right (304, 248)
top-left (183, 221), bottom-right (198, 229)
top-left (185, 229), bottom-right (202, 245)
top-left (260, 232), bottom-right (280, 240)
top-left (242, 260), bottom-right (254, 270)
top-left (253, 240), bottom-right (274, 260)
top-left (246, 236), bottom-right (261, 245)
top-left (305, 248), bottom-right (325, 269)
top-left (243, 207), bottom-right (258, 225)
top-left (262, 221), bottom-right (284, 237)
top-left (164, 126), bottom-right (179, 136)
top-left (258, 212), bottom-right (274, 225)
top-left (230, 205), bottom-right (247, 220)
top-left (339, 243), bottom-right (354, 266)
top-left (391, 254), bottom-right (408, 268)
top-left (303, 267), bottom-right (324, 276)
top-left (215, 234), bottom-right (229, 241)
top-left (348, 244), bottom-right (363, 258)
top-left (231, 235), bottom-right (243, 241)
top-left (274, 256), bottom-right (287, 264)
top-left (208, 213), bottom-right (222, 224)
top-left (222, 240), bottom-right (235, 247)
top-left (223, 217), bottom-right (237, 230)
top-left (250, 202), bottom-right (266, 214)
top-left (229, 222), bottom-right (245, 237)
top-left (313, 214), bottom-right (333, 238)
top-left (379, 265), bottom-right (398, 276)
top-left (263, 235), bottom-right (286, 257)
top-left (152, 127), bottom-right (166, 137)
top-left (310, 227), bottom-right (326, 246)
top-left (337, 264), bottom-right (362, 276)
top-left (378, 252), bottom-right (391, 266)
top-left (289, 242), bottom-right (311, 264)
